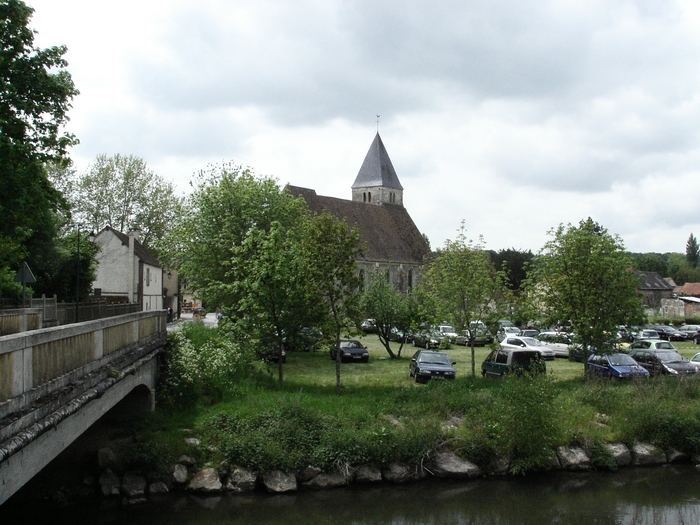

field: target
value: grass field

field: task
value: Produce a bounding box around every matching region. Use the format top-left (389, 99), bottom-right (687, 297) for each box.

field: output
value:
top-left (280, 335), bottom-right (700, 389)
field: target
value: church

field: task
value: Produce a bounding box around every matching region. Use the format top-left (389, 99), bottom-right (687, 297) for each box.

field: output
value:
top-left (287, 133), bottom-right (430, 293)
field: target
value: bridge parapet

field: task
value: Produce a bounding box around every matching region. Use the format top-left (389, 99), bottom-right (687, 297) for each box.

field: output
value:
top-left (0, 311), bottom-right (166, 413)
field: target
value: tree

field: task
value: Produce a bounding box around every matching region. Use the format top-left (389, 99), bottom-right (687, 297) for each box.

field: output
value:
top-left (71, 154), bottom-right (184, 251)
top-left (159, 164), bottom-right (319, 384)
top-left (531, 218), bottom-right (644, 367)
top-left (301, 212), bottom-right (363, 393)
top-left (490, 248), bottom-right (534, 292)
top-left (418, 222), bottom-right (505, 377)
top-left (686, 234), bottom-right (699, 268)
top-left (360, 274), bottom-right (414, 358)
top-left (630, 252), bottom-right (668, 276)
top-left (0, 0), bottom-right (78, 295)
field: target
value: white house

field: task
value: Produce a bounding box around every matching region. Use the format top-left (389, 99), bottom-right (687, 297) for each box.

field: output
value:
top-left (92, 227), bottom-right (163, 311)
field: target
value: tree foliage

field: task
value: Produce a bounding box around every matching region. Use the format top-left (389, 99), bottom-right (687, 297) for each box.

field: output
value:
top-left (159, 164), bottom-right (319, 384)
top-left (301, 212), bottom-right (363, 392)
top-left (418, 222), bottom-right (505, 377)
top-left (686, 233), bottom-right (699, 268)
top-left (360, 274), bottom-right (415, 358)
top-left (630, 252), bottom-right (669, 276)
top-left (490, 248), bottom-right (533, 292)
top-left (531, 218), bottom-right (644, 364)
top-left (71, 154), bottom-right (183, 251)
top-left (0, 1), bottom-right (78, 296)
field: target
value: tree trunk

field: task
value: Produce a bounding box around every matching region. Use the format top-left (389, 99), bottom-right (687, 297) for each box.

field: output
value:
top-left (470, 342), bottom-right (476, 377)
top-left (335, 326), bottom-right (342, 393)
top-left (278, 340), bottom-right (284, 385)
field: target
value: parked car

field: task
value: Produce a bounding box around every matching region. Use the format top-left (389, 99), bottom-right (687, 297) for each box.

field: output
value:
top-left (678, 324), bottom-right (700, 340)
top-left (258, 347), bottom-right (286, 364)
top-left (690, 352), bottom-right (700, 370)
top-left (497, 326), bottom-right (521, 341)
top-left (409, 350), bottom-right (456, 383)
top-left (650, 325), bottom-right (685, 342)
top-left (500, 336), bottom-right (555, 360)
top-left (361, 319), bottom-right (377, 333)
top-left (633, 329), bottom-right (660, 341)
top-left (536, 331), bottom-right (572, 358)
top-left (455, 328), bottom-right (495, 347)
top-left (628, 339), bottom-right (679, 352)
top-left (330, 340), bottom-right (370, 362)
top-left (413, 330), bottom-right (442, 349)
top-left (481, 347), bottom-right (545, 377)
top-left (389, 327), bottom-right (412, 343)
top-left (628, 349), bottom-right (697, 376)
top-left (519, 329), bottom-right (540, 338)
top-left (437, 324), bottom-right (459, 342)
top-left (586, 353), bottom-right (650, 379)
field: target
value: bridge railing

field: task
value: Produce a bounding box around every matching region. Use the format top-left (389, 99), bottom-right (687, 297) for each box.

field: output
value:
top-left (0, 310), bottom-right (166, 406)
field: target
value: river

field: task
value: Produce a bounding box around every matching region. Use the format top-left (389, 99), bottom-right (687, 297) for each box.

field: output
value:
top-left (2, 464), bottom-right (700, 524)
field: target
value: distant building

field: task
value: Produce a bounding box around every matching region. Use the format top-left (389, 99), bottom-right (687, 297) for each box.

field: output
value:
top-left (287, 133), bottom-right (430, 293)
top-left (636, 270), bottom-right (674, 309)
top-left (92, 227), bottom-right (164, 311)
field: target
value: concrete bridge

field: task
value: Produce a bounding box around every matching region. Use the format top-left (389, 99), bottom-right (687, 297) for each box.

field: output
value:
top-left (0, 311), bottom-right (167, 505)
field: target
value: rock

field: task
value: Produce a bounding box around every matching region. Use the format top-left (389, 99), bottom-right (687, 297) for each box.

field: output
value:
top-left (302, 471), bottom-right (348, 489)
top-left (354, 464), bottom-right (382, 483)
top-left (121, 471), bottom-right (146, 497)
top-left (122, 497), bottom-right (147, 507)
top-left (184, 438), bottom-right (201, 447)
top-left (263, 470), bottom-right (298, 493)
top-left (382, 414), bottom-right (405, 430)
top-left (631, 443), bottom-right (666, 466)
top-left (441, 416), bottom-right (465, 432)
top-left (98, 447), bottom-right (118, 470)
top-left (187, 468), bottom-right (222, 493)
top-left (99, 469), bottom-right (121, 496)
top-left (488, 457), bottom-right (510, 476)
top-left (382, 462), bottom-right (416, 484)
top-left (226, 465), bottom-right (257, 492)
top-left (428, 451), bottom-right (482, 478)
top-left (297, 465), bottom-right (322, 482)
top-left (148, 481), bottom-right (169, 494)
top-left (545, 450), bottom-right (562, 471)
top-left (666, 449), bottom-right (689, 463)
top-left (604, 443), bottom-right (631, 467)
top-left (556, 446), bottom-right (591, 471)
top-left (172, 464), bottom-right (189, 484)
top-left (178, 455), bottom-right (197, 466)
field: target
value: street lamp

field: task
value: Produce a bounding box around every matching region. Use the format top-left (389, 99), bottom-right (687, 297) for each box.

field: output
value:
top-left (75, 230), bottom-right (95, 323)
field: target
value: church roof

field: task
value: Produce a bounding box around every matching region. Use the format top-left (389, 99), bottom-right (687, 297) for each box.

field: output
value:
top-left (287, 185), bottom-right (428, 265)
top-left (351, 133), bottom-right (404, 190)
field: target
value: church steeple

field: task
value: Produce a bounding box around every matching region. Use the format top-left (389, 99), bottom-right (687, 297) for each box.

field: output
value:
top-left (351, 133), bottom-right (404, 206)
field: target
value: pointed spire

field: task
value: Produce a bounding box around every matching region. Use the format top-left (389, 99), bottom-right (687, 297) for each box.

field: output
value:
top-left (352, 133), bottom-right (403, 190)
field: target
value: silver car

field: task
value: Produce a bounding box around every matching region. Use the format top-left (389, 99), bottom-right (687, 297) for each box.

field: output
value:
top-left (500, 336), bottom-right (555, 360)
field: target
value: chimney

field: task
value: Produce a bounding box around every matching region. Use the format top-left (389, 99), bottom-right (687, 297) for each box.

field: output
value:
top-left (127, 229), bottom-right (141, 243)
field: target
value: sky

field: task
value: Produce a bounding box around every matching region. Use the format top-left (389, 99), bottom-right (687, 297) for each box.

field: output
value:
top-left (27, 0), bottom-right (700, 254)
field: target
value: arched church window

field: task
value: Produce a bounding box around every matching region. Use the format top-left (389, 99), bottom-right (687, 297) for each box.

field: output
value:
top-left (408, 268), bottom-right (413, 291)
top-left (359, 269), bottom-right (365, 291)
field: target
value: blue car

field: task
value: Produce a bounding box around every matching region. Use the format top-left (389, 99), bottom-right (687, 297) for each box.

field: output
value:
top-left (587, 353), bottom-right (649, 379)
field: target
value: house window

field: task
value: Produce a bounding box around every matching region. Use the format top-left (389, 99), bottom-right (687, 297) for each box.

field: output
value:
top-left (146, 268), bottom-right (150, 287)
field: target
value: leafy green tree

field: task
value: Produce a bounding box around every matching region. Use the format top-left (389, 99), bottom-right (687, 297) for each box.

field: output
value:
top-left (418, 222), bottom-right (505, 377)
top-left (71, 154), bottom-right (184, 252)
top-left (159, 164), bottom-right (318, 384)
top-left (686, 234), bottom-right (699, 268)
top-left (360, 274), bottom-right (414, 358)
top-left (0, 0), bottom-right (78, 295)
top-left (630, 252), bottom-right (669, 276)
top-left (301, 212), bottom-right (363, 393)
top-left (531, 218), bottom-right (644, 367)
top-left (490, 248), bottom-right (533, 292)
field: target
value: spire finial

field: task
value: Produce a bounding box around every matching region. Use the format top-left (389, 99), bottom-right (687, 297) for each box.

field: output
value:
top-left (376, 114), bottom-right (380, 132)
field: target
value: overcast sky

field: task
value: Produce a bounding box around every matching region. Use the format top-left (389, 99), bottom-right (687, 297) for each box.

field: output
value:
top-left (28, 0), bottom-right (700, 254)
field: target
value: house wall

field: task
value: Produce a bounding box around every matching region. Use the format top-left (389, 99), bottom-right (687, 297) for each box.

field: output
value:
top-left (93, 232), bottom-right (133, 299)
top-left (141, 263), bottom-right (162, 311)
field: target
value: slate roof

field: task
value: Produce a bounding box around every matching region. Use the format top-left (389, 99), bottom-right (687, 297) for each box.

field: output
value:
top-left (103, 226), bottom-right (161, 268)
top-left (636, 271), bottom-right (674, 290)
top-left (677, 282), bottom-right (700, 297)
top-left (351, 133), bottom-right (403, 190)
top-left (287, 185), bottom-right (429, 265)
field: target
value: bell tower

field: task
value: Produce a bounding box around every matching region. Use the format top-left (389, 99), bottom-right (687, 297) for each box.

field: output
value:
top-left (351, 133), bottom-right (404, 206)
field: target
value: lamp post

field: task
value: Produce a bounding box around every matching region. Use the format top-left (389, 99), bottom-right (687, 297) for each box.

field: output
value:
top-left (75, 230), bottom-right (95, 323)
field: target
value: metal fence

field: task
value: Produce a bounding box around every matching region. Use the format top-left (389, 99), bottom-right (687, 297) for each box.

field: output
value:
top-left (1, 295), bottom-right (141, 327)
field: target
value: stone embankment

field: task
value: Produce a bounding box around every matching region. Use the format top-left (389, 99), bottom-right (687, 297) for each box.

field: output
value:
top-left (92, 438), bottom-right (697, 506)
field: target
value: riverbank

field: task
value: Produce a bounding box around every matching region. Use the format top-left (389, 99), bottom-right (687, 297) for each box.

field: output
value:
top-left (7, 323), bottom-right (700, 507)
